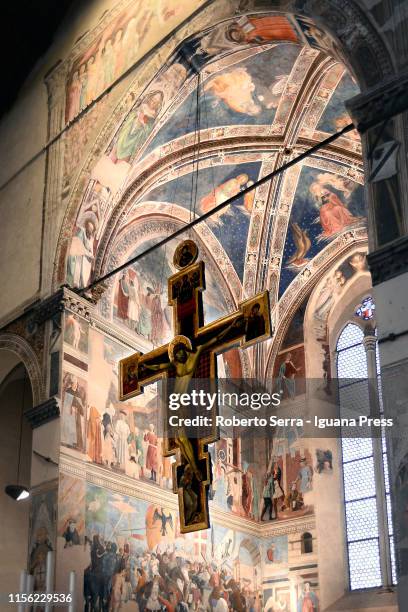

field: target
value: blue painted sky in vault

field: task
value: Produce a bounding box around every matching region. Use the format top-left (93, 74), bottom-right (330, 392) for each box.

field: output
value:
top-left (317, 73), bottom-right (359, 133)
top-left (140, 162), bottom-right (262, 282)
top-left (144, 44), bottom-right (301, 156)
top-left (278, 165), bottom-right (366, 297)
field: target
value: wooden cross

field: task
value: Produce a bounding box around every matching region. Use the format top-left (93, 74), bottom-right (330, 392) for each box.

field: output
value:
top-left (119, 240), bottom-right (271, 533)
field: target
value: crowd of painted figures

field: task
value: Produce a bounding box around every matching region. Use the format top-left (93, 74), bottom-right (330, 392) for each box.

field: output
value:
top-left (84, 537), bottom-right (260, 612)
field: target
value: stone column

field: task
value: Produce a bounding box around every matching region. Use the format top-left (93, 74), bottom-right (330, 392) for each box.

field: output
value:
top-left (363, 329), bottom-right (393, 587)
top-left (42, 61), bottom-right (70, 296)
top-left (347, 64), bottom-right (408, 609)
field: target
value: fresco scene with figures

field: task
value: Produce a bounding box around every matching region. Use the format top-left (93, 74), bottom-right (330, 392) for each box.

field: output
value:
top-left (56, 475), bottom-right (319, 612)
top-left (52, 2), bottom-right (368, 608)
top-left (3, 1), bottom-right (407, 611)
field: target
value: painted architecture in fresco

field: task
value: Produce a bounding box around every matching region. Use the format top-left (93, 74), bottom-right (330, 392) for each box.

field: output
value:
top-left (30, 1), bottom-right (375, 610)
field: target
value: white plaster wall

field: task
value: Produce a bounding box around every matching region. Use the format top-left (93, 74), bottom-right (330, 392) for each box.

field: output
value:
top-left (373, 272), bottom-right (408, 367)
top-left (0, 0), bottom-right (118, 322)
top-left (0, 364), bottom-right (33, 608)
top-left (0, 156), bottom-right (45, 318)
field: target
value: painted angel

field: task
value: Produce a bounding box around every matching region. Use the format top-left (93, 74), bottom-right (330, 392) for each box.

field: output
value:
top-left (200, 174), bottom-right (254, 222)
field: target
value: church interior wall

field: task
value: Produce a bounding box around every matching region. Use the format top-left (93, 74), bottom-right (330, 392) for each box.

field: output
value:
top-left (54, 461), bottom-right (322, 612)
top-left (0, 156), bottom-right (46, 319)
top-left (0, 363), bottom-right (33, 602)
top-left (1, 0), bottom-right (407, 610)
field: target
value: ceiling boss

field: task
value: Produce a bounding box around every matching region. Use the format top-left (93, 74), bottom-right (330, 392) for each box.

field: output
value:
top-left (119, 240), bottom-right (272, 533)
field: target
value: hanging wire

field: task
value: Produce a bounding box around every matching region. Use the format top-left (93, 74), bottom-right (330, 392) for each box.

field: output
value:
top-left (155, 76), bottom-right (198, 346)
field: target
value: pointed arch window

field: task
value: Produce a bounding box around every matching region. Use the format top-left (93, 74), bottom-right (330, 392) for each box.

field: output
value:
top-left (336, 321), bottom-right (396, 590)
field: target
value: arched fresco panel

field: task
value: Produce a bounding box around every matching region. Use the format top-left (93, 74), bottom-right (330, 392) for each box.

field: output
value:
top-left (144, 43), bottom-right (302, 156)
top-left (139, 161), bottom-right (262, 281)
top-left (278, 165), bottom-right (366, 296)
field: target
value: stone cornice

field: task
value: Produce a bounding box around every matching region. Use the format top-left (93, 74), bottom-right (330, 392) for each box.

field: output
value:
top-left (90, 309), bottom-right (153, 353)
top-left (25, 397), bottom-right (60, 429)
top-left (367, 235), bottom-right (408, 285)
top-left (346, 69), bottom-right (408, 134)
top-left (60, 452), bottom-right (315, 538)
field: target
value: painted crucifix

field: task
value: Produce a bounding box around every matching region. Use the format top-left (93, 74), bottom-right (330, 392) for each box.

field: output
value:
top-left (119, 240), bottom-right (271, 533)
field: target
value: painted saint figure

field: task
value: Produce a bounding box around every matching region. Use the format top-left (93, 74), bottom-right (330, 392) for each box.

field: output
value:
top-left (117, 271), bottom-right (130, 320)
top-left (296, 458), bottom-right (313, 495)
top-left (148, 286), bottom-right (166, 345)
top-left (63, 519), bottom-right (80, 548)
top-left (67, 219), bottom-right (96, 288)
top-left (245, 302), bottom-right (266, 341)
top-left (205, 68), bottom-right (260, 116)
top-left (110, 91), bottom-right (163, 163)
top-left (297, 582), bottom-right (318, 612)
top-left (200, 173), bottom-right (253, 222)
top-left (128, 277), bottom-right (141, 331)
top-left (67, 71), bottom-right (81, 121)
top-left (65, 313), bottom-right (84, 350)
top-left (272, 464), bottom-right (285, 518)
top-left (115, 410), bottom-right (131, 469)
top-left (144, 423), bottom-right (158, 482)
top-left (87, 406), bottom-right (103, 464)
top-left (316, 188), bottom-right (362, 237)
top-left (102, 416), bottom-right (116, 467)
top-left (78, 64), bottom-right (88, 111)
top-left (226, 15), bottom-right (298, 45)
top-left (278, 352), bottom-right (300, 398)
top-left (62, 375), bottom-right (86, 450)
top-left (261, 472), bottom-right (274, 521)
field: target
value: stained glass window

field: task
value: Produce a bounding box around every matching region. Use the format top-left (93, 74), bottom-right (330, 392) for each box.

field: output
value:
top-left (355, 295), bottom-right (376, 320)
top-left (337, 323), bottom-right (396, 589)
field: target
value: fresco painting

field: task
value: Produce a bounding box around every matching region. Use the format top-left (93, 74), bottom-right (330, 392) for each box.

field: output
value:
top-left (61, 319), bottom-right (273, 523)
top-left (114, 240), bottom-right (173, 346)
top-left (281, 297), bottom-right (307, 350)
top-left (266, 425), bottom-right (314, 522)
top-left (182, 14), bottom-right (299, 64)
top-left (66, 213), bottom-right (97, 289)
top-left (316, 73), bottom-right (359, 137)
top-left (292, 13), bottom-right (344, 64)
top-left (312, 250), bottom-right (368, 342)
top-left (296, 581), bottom-right (319, 612)
top-left (85, 329), bottom-right (175, 487)
top-left (58, 473), bottom-right (86, 548)
top-left (65, 0), bottom-right (204, 122)
top-left (64, 312), bottom-right (89, 354)
top-left (29, 488), bottom-right (57, 592)
top-left (57, 481), bottom-right (264, 611)
top-left (264, 535), bottom-right (289, 564)
top-left (113, 234), bottom-right (230, 344)
top-left (87, 61), bottom-right (188, 198)
top-left (65, 320), bottom-right (315, 524)
top-left (279, 166), bottom-right (366, 296)
top-left (145, 44), bottom-right (301, 155)
top-left (55, 478), bottom-right (318, 611)
top-left (209, 439), bottom-right (263, 521)
top-left (61, 371), bottom-right (88, 453)
top-left (141, 162), bottom-right (262, 281)
top-left (65, 36), bottom-right (302, 289)
top-left (274, 346), bottom-right (306, 398)
top-left (65, 17), bottom-right (358, 302)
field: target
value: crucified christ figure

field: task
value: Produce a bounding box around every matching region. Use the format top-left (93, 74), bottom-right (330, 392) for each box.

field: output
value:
top-left (143, 316), bottom-right (243, 480)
